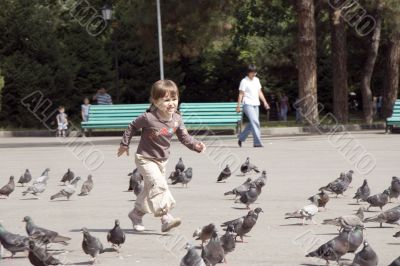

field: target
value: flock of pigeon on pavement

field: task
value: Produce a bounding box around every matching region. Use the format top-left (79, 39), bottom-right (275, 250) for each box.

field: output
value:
top-left (0, 156), bottom-right (399, 265)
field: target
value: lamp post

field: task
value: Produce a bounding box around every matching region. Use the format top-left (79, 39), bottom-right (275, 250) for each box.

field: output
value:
top-left (101, 4), bottom-right (120, 103)
top-left (156, 0), bottom-right (164, 80)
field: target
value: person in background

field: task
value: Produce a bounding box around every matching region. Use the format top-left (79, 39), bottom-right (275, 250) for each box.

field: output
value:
top-left (279, 92), bottom-right (289, 121)
top-left (81, 97), bottom-right (91, 136)
top-left (56, 106), bottom-right (68, 137)
top-left (93, 87), bottom-right (113, 105)
top-left (236, 64), bottom-right (270, 148)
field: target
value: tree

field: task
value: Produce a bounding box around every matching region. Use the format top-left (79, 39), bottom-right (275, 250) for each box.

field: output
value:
top-left (329, 0), bottom-right (348, 123)
top-left (296, 0), bottom-right (319, 125)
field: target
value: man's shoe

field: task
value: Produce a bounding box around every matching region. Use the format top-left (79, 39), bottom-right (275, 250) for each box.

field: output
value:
top-left (253, 144), bottom-right (264, 148)
top-left (238, 140), bottom-right (242, 147)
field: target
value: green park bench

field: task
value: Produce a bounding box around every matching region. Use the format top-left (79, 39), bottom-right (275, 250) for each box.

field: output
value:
top-left (386, 99), bottom-right (400, 133)
top-left (81, 102), bottom-right (243, 133)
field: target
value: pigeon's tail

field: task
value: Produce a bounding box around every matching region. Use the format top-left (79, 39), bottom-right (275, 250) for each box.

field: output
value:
top-left (318, 185), bottom-right (329, 192)
top-left (363, 216), bottom-right (380, 223)
top-left (305, 250), bottom-right (318, 257)
top-left (353, 193), bottom-right (360, 199)
top-left (78, 192), bottom-right (88, 196)
top-left (253, 167), bottom-right (260, 173)
top-left (52, 235), bottom-right (71, 245)
top-left (284, 212), bottom-right (301, 219)
top-left (322, 218), bottom-right (340, 226)
top-left (393, 231), bottom-right (400, 238)
top-left (192, 228), bottom-right (201, 238)
top-left (48, 257), bottom-right (62, 265)
top-left (100, 247), bottom-right (116, 253)
top-left (224, 190), bottom-right (237, 196)
top-left (50, 192), bottom-right (64, 200)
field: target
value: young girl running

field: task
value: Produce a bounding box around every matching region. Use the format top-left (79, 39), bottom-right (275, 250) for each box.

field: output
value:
top-left (117, 80), bottom-right (206, 232)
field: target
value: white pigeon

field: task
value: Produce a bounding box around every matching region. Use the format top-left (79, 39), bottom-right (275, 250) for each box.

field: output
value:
top-left (285, 196), bottom-right (319, 225)
top-left (34, 168), bottom-right (50, 184)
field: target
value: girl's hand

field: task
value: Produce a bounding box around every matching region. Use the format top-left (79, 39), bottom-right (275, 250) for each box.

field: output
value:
top-left (117, 145), bottom-right (129, 157)
top-left (195, 142), bottom-right (206, 153)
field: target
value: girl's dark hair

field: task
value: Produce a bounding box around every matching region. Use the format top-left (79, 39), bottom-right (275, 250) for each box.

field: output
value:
top-left (247, 64), bottom-right (257, 73)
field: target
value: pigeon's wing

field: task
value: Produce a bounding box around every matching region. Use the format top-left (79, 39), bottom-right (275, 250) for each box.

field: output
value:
top-left (0, 184), bottom-right (12, 194)
top-left (63, 185), bottom-right (76, 194)
top-left (221, 216), bottom-right (243, 227)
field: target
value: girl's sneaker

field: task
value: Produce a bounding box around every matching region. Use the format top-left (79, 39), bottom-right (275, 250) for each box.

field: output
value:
top-left (161, 213), bottom-right (181, 232)
top-left (128, 209), bottom-right (145, 232)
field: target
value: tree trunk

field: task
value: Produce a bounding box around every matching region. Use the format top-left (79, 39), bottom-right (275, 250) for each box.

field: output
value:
top-left (296, 0), bottom-right (319, 125)
top-left (329, 1), bottom-right (348, 123)
top-left (360, 1), bottom-right (384, 125)
top-left (382, 33), bottom-right (400, 118)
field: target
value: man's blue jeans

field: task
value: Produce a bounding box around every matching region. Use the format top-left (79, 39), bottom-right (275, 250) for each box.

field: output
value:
top-left (238, 104), bottom-right (262, 146)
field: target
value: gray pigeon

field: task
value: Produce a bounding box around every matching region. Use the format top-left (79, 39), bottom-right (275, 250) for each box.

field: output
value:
top-left (0, 176), bottom-right (15, 198)
top-left (323, 207), bottom-right (365, 231)
top-left (180, 243), bottom-right (206, 266)
top-left (17, 169), bottom-right (32, 187)
top-left (168, 169), bottom-right (181, 183)
top-left (220, 225), bottom-right (235, 254)
top-left (221, 207), bottom-right (263, 242)
top-left (60, 168), bottom-right (74, 185)
top-left (240, 157), bottom-right (260, 174)
top-left (0, 223), bottom-right (29, 258)
top-left (306, 229), bottom-right (350, 264)
top-left (389, 256), bottom-right (400, 266)
top-left (176, 157), bottom-right (185, 172)
top-left (251, 171), bottom-right (267, 196)
top-left (78, 175), bottom-right (94, 196)
top-left (308, 190), bottom-right (330, 209)
top-left (172, 167), bottom-right (193, 187)
top-left (217, 165), bottom-right (231, 182)
top-left (224, 178), bottom-right (252, 198)
top-left (35, 168), bottom-right (50, 183)
top-left (23, 216), bottom-right (71, 245)
top-left (344, 170), bottom-right (354, 184)
top-left (128, 168), bottom-right (142, 191)
top-left (394, 231), bottom-right (400, 238)
top-left (364, 205), bottom-right (400, 228)
top-left (351, 241), bottom-right (378, 266)
top-left (366, 189), bottom-right (390, 211)
top-left (235, 182), bottom-right (258, 209)
top-left (82, 228), bottom-right (104, 262)
top-left (354, 179), bottom-right (371, 203)
top-left (50, 176), bottom-right (81, 200)
top-left (389, 185), bottom-right (400, 202)
top-left (22, 171), bottom-right (49, 198)
top-left (389, 176), bottom-right (400, 202)
top-left (346, 225), bottom-right (364, 253)
top-left (201, 231), bottom-right (225, 266)
top-left (193, 223), bottom-right (216, 246)
top-left (319, 177), bottom-right (350, 197)
top-left (28, 240), bottom-right (62, 266)
top-left (107, 219), bottom-right (125, 251)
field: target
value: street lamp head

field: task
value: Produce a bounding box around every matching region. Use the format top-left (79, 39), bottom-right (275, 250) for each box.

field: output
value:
top-left (101, 4), bottom-right (113, 21)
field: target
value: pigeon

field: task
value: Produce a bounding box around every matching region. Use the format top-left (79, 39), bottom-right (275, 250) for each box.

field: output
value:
top-left (180, 243), bottom-right (206, 266)
top-left (221, 208), bottom-right (263, 242)
top-left (389, 256), bottom-right (400, 266)
top-left (22, 171), bottom-right (49, 198)
top-left (17, 169), bottom-right (32, 187)
top-left (224, 178), bottom-right (252, 198)
top-left (394, 231), bottom-right (400, 238)
top-left (176, 157), bottom-right (185, 172)
top-left (60, 168), bottom-right (74, 185)
top-left (344, 170), bottom-right (354, 184)
top-left (354, 179), bottom-right (371, 203)
top-left (107, 219), bottom-right (125, 251)
top-left (28, 240), bottom-right (62, 266)
top-left (35, 168), bottom-right (50, 183)
top-left (251, 171), bottom-right (267, 196)
top-left (78, 175), bottom-right (94, 196)
top-left (285, 196), bottom-right (319, 225)
top-left (235, 182), bottom-right (259, 209)
top-left (308, 190), bottom-right (330, 210)
top-left (389, 176), bottom-right (400, 202)
top-left (319, 178), bottom-right (350, 197)
top-left (23, 216), bottom-right (71, 246)
top-left (322, 207), bottom-right (365, 231)
top-left (364, 205), bottom-right (400, 228)
top-left (50, 176), bottom-right (81, 200)
top-left (366, 189), bottom-right (390, 211)
top-left (346, 225), bottom-right (364, 253)
top-left (220, 224), bottom-right (235, 254)
top-left (171, 167), bottom-right (193, 187)
top-left (351, 241), bottom-right (378, 266)
top-left (240, 157), bottom-right (260, 174)
top-left (217, 165), bottom-right (231, 182)
top-left (0, 223), bottom-right (29, 258)
top-left (193, 223), bottom-right (216, 246)
top-left (81, 228), bottom-right (104, 262)
top-left (168, 169), bottom-right (181, 183)
top-left (128, 168), bottom-right (142, 191)
top-left (0, 176), bottom-right (15, 198)
top-left (306, 229), bottom-right (350, 264)
top-left (201, 231), bottom-right (225, 266)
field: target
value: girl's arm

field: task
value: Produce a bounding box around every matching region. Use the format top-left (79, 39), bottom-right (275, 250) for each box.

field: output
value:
top-left (176, 116), bottom-right (205, 153)
top-left (118, 113), bottom-right (147, 156)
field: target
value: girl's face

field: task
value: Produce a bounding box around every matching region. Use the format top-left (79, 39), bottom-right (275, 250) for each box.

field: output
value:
top-left (84, 98), bottom-right (89, 104)
top-left (154, 93), bottom-right (178, 116)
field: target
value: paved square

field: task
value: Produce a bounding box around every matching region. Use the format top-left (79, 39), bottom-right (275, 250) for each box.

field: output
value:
top-left (0, 131), bottom-right (399, 265)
